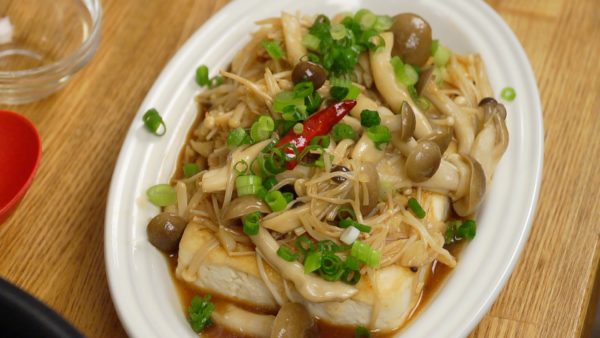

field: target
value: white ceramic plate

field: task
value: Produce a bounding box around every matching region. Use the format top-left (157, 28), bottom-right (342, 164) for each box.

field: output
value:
top-left (105, 0), bottom-right (543, 337)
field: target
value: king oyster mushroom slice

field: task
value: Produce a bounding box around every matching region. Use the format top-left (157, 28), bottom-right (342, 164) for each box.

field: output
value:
top-left (369, 32), bottom-right (433, 138)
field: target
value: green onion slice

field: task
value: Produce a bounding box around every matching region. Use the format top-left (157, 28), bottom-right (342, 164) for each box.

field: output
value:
top-left (195, 65), bottom-right (210, 87)
top-left (407, 197), bottom-right (426, 219)
top-left (235, 175), bottom-right (262, 196)
top-left (262, 175), bottom-right (278, 190)
top-left (501, 87), bottom-right (516, 101)
top-left (226, 128), bottom-right (249, 148)
top-left (366, 125), bottom-right (391, 149)
top-left (360, 109), bottom-right (381, 128)
top-left (242, 212), bottom-right (261, 236)
top-left (295, 235), bottom-right (316, 254)
top-left (261, 39), bottom-right (285, 60)
top-left (142, 108), bottom-right (166, 136)
top-left (146, 184), bottom-right (176, 207)
top-left (294, 81), bottom-right (314, 98)
top-left (304, 250), bottom-right (322, 273)
top-left (277, 246), bottom-right (299, 262)
top-left (351, 240), bottom-right (381, 268)
top-left (264, 190), bottom-right (287, 212)
top-left (183, 163), bottom-right (200, 178)
top-left (457, 219), bottom-right (477, 240)
top-left (331, 123), bottom-right (358, 142)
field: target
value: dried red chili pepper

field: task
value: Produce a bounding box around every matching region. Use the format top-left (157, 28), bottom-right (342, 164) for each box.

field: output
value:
top-left (277, 100), bottom-right (357, 169)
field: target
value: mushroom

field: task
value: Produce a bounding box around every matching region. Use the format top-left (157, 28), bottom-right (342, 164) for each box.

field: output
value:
top-left (356, 162), bottom-right (380, 215)
top-left (452, 155), bottom-right (486, 217)
top-left (470, 109), bottom-right (509, 184)
top-left (420, 67), bottom-right (476, 154)
top-left (147, 212), bottom-right (187, 253)
top-left (379, 100), bottom-right (416, 141)
top-left (250, 227), bottom-right (358, 302)
top-left (270, 303), bottom-right (317, 338)
top-left (212, 303), bottom-right (276, 338)
top-left (421, 128), bottom-right (453, 155)
top-left (223, 196), bottom-right (270, 220)
top-left (292, 61), bottom-right (327, 90)
top-left (282, 12), bottom-right (307, 66)
top-left (405, 140), bottom-right (442, 182)
top-left (369, 32), bottom-right (433, 138)
top-left (390, 13), bottom-right (432, 67)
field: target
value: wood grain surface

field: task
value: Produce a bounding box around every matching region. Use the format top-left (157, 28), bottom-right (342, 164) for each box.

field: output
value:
top-left (0, 0), bottom-right (598, 337)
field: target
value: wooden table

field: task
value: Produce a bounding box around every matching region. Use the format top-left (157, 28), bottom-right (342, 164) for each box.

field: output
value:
top-left (1, 0), bottom-right (598, 337)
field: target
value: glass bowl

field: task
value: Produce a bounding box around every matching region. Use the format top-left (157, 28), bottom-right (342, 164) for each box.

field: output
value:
top-left (0, 0), bottom-right (102, 104)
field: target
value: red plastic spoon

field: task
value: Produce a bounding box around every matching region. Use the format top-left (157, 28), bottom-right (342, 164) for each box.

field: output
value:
top-left (0, 110), bottom-right (41, 224)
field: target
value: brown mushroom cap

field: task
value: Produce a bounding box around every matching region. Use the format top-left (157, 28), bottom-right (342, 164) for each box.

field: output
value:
top-left (398, 101), bottom-right (416, 141)
top-left (479, 97), bottom-right (507, 121)
top-left (270, 303), bottom-right (317, 338)
top-left (291, 61), bottom-right (327, 90)
top-left (416, 67), bottom-right (435, 96)
top-left (453, 155), bottom-right (486, 217)
top-left (406, 140), bottom-right (442, 182)
top-left (357, 162), bottom-right (380, 215)
top-left (147, 212), bottom-right (187, 253)
top-left (422, 128), bottom-right (453, 154)
top-left (391, 13), bottom-right (433, 66)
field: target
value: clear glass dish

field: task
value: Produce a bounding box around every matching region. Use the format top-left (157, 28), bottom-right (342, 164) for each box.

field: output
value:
top-left (0, 0), bottom-right (102, 104)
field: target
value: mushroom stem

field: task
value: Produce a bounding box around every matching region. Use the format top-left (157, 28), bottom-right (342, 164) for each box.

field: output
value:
top-left (370, 32), bottom-right (432, 138)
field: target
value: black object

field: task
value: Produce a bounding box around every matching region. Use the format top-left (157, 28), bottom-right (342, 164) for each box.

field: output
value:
top-left (0, 278), bottom-right (85, 338)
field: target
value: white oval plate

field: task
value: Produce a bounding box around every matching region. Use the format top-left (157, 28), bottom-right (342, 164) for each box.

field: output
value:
top-left (105, 1), bottom-right (543, 337)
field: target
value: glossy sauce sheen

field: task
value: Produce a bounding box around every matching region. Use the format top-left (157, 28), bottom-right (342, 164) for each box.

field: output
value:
top-left (167, 243), bottom-right (462, 337)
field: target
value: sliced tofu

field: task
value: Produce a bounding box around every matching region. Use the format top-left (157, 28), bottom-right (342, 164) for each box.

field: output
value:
top-left (176, 223), bottom-right (280, 311)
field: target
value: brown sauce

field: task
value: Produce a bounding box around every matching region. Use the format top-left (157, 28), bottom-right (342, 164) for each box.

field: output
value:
top-left (166, 242), bottom-right (463, 337)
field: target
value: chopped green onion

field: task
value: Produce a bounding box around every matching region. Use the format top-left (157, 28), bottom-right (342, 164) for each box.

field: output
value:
top-left (261, 39), bottom-right (285, 60)
top-left (310, 135), bottom-right (331, 148)
top-left (354, 326), bottom-right (371, 337)
top-left (304, 250), bottom-right (322, 273)
top-left (250, 115), bottom-right (275, 142)
top-left (457, 219), bottom-right (477, 240)
top-left (337, 207), bottom-right (356, 220)
top-left (374, 15), bottom-right (393, 31)
top-left (281, 105), bottom-right (308, 121)
top-left (236, 175), bottom-right (262, 196)
top-left (407, 197), bottom-right (426, 219)
top-left (227, 128), bottom-right (249, 148)
top-left (433, 44), bottom-right (451, 67)
top-left (360, 109), bottom-right (381, 128)
top-left (295, 235), bottom-right (316, 254)
top-left (317, 240), bottom-right (341, 253)
top-left (431, 39), bottom-right (440, 55)
top-left (195, 65), bottom-right (210, 87)
top-left (209, 75), bottom-right (223, 88)
top-left (183, 163), bottom-right (200, 178)
top-left (256, 187), bottom-right (267, 200)
top-left (277, 246), bottom-right (299, 262)
top-left (303, 33), bottom-right (321, 51)
top-left (444, 220), bottom-right (462, 245)
top-left (330, 86), bottom-right (349, 101)
top-left (233, 160), bottom-right (249, 175)
top-left (351, 240), bottom-right (381, 268)
top-left (330, 23), bottom-right (347, 40)
top-left (264, 190), bottom-right (287, 212)
top-left (293, 123), bottom-right (304, 135)
top-left (366, 125), bottom-right (391, 148)
top-left (345, 84), bottom-right (360, 100)
top-left (344, 255), bottom-right (360, 271)
top-left (294, 81), bottom-right (314, 98)
top-left (355, 9), bottom-right (376, 30)
top-left (332, 123), bottom-right (358, 142)
top-left (242, 211), bottom-right (261, 236)
top-left (501, 87), bottom-right (516, 101)
top-left (146, 184), bottom-right (177, 207)
top-left (263, 176), bottom-right (278, 190)
top-left (188, 295), bottom-right (214, 333)
top-left (305, 92), bottom-right (322, 114)
top-left (273, 91), bottom-right (305, 113)
top-left (142, 108), bottom-right (166, 136)
top-left (282, 192), bottom-right (294, 203)
top-left (319, 253), bottom-right (344, 281)
top-left (341, 269), bottom-right (361, 285)
top-left (391, 56), bottom-right (419, 86)
top-left (339, 218), bottom-right (371, 233)
top-left (263, 150), bottom-right (286, 175)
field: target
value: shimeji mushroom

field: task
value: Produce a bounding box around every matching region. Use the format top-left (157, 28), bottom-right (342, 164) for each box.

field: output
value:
top-left (370, 32), bottom-right (433, 138)
top-left (471, 98), bottom-right (509, 184)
